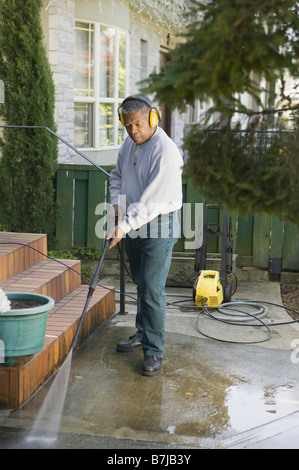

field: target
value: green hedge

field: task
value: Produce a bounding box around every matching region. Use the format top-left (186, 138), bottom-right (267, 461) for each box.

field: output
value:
top-left (184, 125), bottom-right (299, 225)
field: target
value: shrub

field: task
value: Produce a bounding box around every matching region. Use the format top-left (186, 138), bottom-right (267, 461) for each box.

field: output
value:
top-left (0, 0), bottom-right (58, 239)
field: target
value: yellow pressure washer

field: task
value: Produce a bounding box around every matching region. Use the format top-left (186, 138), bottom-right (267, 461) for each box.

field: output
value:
top-left (193, 205), bottom-right (233, 307)
top-left (194, 270), bottom-right (223, 307)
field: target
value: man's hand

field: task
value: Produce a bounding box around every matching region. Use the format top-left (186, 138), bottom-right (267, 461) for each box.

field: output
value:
top-left (107, 204), bottom-right (123, 235)
top-left (106, 225), bottom-right (125, 249)
top-left (106, 204), bottom-right (125, 249)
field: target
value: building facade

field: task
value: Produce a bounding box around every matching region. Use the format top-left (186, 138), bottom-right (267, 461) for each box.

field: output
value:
top-left (40, 0), bottom-right (195, 251)
top-left (41, 0), bottom-right (190, 167)
top-left (39, 1), bottom-right (299, 279)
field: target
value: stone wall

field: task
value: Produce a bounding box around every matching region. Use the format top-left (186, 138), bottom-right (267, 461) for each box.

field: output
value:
top-left (46, 0), bottom-right (75, 163)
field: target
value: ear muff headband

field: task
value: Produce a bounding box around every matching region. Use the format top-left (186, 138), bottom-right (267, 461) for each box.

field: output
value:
top-left (118, 95), bottom-right (160, 128)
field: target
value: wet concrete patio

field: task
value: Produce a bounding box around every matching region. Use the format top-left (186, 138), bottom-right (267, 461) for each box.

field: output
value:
top-left (1, 279), bottom-right (299, 449)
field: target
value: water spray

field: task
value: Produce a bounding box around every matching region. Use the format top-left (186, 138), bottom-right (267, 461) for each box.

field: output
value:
top-left (25, 235), bottom-right (112, 447)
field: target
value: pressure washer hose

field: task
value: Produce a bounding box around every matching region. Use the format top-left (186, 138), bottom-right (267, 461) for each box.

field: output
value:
top-left (212, 300), bottom-right (268, 322)
top-left (195, 298), bottom-right (272, 344)
top-left (0, 241), bottom-right (298, 346)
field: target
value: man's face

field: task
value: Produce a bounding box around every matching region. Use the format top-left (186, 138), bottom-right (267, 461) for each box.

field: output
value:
top-left (123, 110), bottom-right (156, 145)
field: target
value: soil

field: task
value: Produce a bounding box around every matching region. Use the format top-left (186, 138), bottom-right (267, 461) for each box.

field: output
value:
top-left (281, 284), bottom-right (299, 319)
top-left (10, 300), bottom-right (43, 309)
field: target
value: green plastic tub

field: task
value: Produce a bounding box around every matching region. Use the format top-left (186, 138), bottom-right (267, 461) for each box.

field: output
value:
top-left (0, 292), bottom-right (55, 360)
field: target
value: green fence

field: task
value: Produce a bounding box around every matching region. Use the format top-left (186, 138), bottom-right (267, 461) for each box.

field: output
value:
top-left (55, 165), bottom-right (111, 251)
top-left (55, 164), bottom-right (299, 273)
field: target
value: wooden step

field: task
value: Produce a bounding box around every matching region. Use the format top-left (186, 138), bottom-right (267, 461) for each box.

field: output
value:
top-left (0, 232), bottom-right (47, 282)
top-left (0, 284), bottom-right (115, 408)
top-left (0, 258), bottom-right (81, 302)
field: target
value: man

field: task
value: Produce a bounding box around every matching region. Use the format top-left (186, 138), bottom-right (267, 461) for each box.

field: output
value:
top-left (107, 95), bottom-right (183, 376)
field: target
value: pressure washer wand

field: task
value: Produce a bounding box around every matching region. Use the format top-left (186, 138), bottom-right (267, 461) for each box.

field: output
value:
top-left (70, 237), bottom-right (110, 351)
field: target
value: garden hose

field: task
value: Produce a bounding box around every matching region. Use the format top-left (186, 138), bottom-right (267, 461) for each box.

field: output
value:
top-left (0, 242), bottom-right (298, 345)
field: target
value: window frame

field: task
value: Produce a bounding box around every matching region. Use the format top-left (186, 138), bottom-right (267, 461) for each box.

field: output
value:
top-left (74, 20), bottom-right (129, 150)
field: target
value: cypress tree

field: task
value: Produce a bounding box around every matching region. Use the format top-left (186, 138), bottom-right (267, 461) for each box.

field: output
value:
top-left (0, 0), bottom-right (58, 239)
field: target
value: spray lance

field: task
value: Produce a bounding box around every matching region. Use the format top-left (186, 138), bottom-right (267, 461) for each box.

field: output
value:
top-left (0, 124), bottom-right (128, 317)
top-left (0, 125), bottom-right (128, 350)
top-left (70, 217), bottom-right (118, 352)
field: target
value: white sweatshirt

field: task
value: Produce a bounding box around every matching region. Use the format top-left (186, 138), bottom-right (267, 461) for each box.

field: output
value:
top-left (109, 126), bottom-right (183, 235)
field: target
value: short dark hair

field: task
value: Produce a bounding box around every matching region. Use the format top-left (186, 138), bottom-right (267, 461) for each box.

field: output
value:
top-left (121, 97), bottom-right (151, 117)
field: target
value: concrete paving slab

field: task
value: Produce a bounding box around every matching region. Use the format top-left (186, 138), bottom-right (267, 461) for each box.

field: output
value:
top-left (0, 279), bottom-right (299, 450)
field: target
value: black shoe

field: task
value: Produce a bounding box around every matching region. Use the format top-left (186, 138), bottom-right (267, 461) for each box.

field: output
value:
top-left (143, 356), bottom-right (162, 376)
top-left (116, 334), bottom-right (142, 352)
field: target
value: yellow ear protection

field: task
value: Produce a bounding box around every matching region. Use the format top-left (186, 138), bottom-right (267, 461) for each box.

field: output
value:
top-left (118, 95), bottom-right (161, 128)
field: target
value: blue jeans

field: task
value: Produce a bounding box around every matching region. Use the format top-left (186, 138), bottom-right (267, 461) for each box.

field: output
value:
top-left (125, 213), bottom-right (178, 358)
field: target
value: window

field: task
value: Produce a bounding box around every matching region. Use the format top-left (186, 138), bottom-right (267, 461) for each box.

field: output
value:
top-left (74, 21), bottom-right (128, 148)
